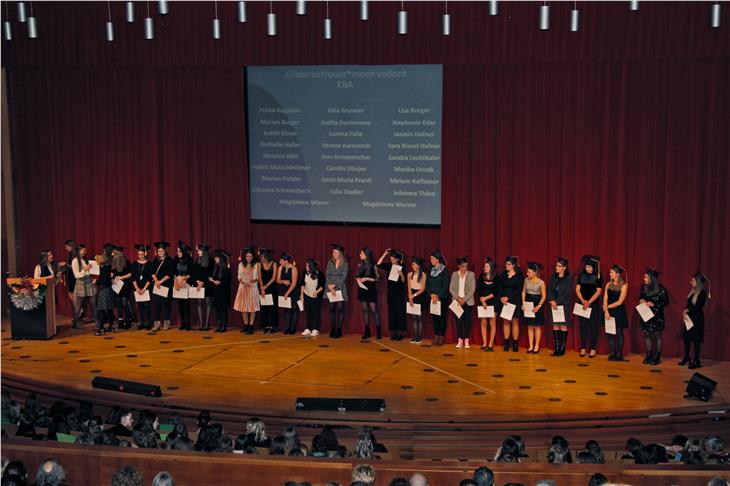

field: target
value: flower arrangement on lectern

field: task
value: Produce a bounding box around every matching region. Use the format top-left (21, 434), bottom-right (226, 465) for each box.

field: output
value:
top-left (8, 277), bottom-right (46, 311)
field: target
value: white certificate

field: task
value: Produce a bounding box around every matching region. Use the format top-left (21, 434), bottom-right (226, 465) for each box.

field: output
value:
top-left (430, 300), bottom-right (442, 316)
top-left (683, 314), bottom-right (694, 330)
top-left (260, 294), bottom-right (274, 306)
top-left (188, 287), bottom-right (205, 299)
top-left (388, 264), bottom-right (402, 282)
top-left (406, 302), bottom-right (421, 315)
top-left (357, 279), bottom-right (368, 290)
top-left (152, 285), bottom-right (170, 298)
top-left (551, 306), bottom-right (566, 323)
top-left (449, 300), bottom-right (464, 318)
top-left (573, 302), bottom-right (592, 319)
top-left (278, 296), bottom-right (292, 309)
top-left (326, 290), bottom-right (343, 302)
top-left (297, 299), bottom-right (304, 311)
top-left (88, 260), bottom-right (100, 276)
top-left (477, 305), bottom-right (495, 318)
top-left (500, 302), bottom-right (516, 321)
top-left (636, 303), bottom-right (655, 322)
top-left (111, 279), bottom-right (124, 294)
top-left (133, 290), bottom-right (150, 302)
top-left (605, 317), bottom-right (617, 335)
top-left (172, 286), bottom-right (189, 299)
top-left (523, 301), bottom-right (536, 318)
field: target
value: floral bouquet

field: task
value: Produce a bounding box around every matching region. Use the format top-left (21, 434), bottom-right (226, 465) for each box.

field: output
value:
top-left (9, 278), bottom-right (46, 311)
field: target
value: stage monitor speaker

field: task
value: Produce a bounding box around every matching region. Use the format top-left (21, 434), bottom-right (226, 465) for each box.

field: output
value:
top-left (91, 376), bottom-right (162, 397)
top-left (685, 372), bottom-right (717, 402)
top-left (295, 397), bottom-right (385, 412)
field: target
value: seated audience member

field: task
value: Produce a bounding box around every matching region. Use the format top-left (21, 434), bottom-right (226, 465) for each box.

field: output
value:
top-left (245, 417), bottom-right (271, 448)
top-left (495, 436), bottom-right (521, 462)
top-left (706, 477), bottom-right (730, 486)
top-left (472, 467), bottom-right (493, 486)
top-left (2, 460), bottom-right (28, 485)
top-left (458, 481), bottom-right (478, 486)
top-left (34, 459), bottom-right (66, 486)
top-left (388, 479), bottom-right (409, 486)
top-left (311, 435), bottom-right (329, 457)
top-left (353, 436), bottom-right (375, 459)
top-left (111, 410), bottom-right (135, 437)
top-left (270, 435), bottom-right (287, 455)
top-left (409, 472), bottom-right (429, 486)
top-left (585, 439), bottom-right (605, 464)
top-left (588, 473), bottom-right (609, 486)
top-left (644, 443), bottom-right (669, 464)
top-left (15, 412), bottom-right (40, 439)
top-left (535, 481), bottom-right (557, 486)
top-left (151, 471), bottom-right (175, 486)
top-left (46, 415), bottom-right (70, 441)
top-left (547, 442), bottom-right (571, 464)
top-left (111, 466), bottom-right (143, 486)
top-left (351, 464), bottom-right (376, 486)
top-left (283, 426), bottom-right (301, 450)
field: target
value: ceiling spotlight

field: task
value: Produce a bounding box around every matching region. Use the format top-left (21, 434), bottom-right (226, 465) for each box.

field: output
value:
top-left (296, 0), bottom-right (306, 16)
top-left (539, 3), bottom-right (550, 30)
top-left (489, 0), bottom-right (498, 16)
top-left (126, 1), bottom-right (134, 23)
top-left (360, 0), bottom-right (369, 21)
top-left (629, 1), bottom-right (639, 11)
top-left (711, 2), bottom-right (721, 28)
top-left (237, 1), bottom-right (247, 22)
top-left (397, 1), bottom-right (407, 35)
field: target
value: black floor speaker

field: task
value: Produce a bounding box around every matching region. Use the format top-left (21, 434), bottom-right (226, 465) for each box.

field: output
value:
top-left (295, 397), bottom-right (385, 412)
top-left (685, 372), bottom-right (717, 402)
top-left (91, 376), bottom-right (162, 397)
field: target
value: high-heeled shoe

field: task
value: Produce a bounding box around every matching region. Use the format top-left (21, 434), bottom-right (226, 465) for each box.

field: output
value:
top-left (688, 360), bottom-right (702, 369)
top-left (678, 356), bottom-right (690, 366)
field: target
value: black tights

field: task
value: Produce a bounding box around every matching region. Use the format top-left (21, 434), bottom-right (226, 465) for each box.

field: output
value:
top-left (683, 338), bottom-right (701, 361)
top-left (432, 314), bottom-right (447, 336)
top-left (329, 302), bottom-right (345, 330)
top-left (360, 302), bottom-right (380, 329)
top-left (608, 329), bottom-right (624, 356)
top-left (152, 300), bottom-right (172, 322)
top-left (644, 331), bottom-right (663, 355)
top-left (137, 302), bottom-right (151, 327)
top-left (579, 316), bottom-right (600, 350)
top-left (412, 315), bottom-right (423, 338)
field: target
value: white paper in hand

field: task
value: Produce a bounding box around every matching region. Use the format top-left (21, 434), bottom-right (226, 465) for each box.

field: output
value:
top-left (188, 287), bottom-right (205, 299)
top-left (111, 279), bottom-right (124, 294)
top-left (449, 300), bottom-right (464, 318)
top-left (88, 260), bottom-right (100, 276)
top-left (326, 290), bottom-right (343, 302)
top-left (573, 302), bottom-right (592, 319)
top-left (388, 264), bottom-right (402, 282)
top-left (134, 290), bottom-right (150, 302)
top-left (605, 317), bottom-right (617, 335)
top-left (477, 305), bottom-right (495, 318)
top-left (683, 314), bottom-right (694, 330)
top-left (551, 306), bottom-right (566, 323)
top-left (357, 279), bottom-right (368, 290)
top-left (636, 303), bottom-right (654, 322)
top-left (523, 301), bottom-right (536, 318)
top-left (260, 294), bottom-right (274, 306)
top-left (500, 302), bottom-right (516, 320)
top-left (172, 286), bottom-right (189, 299)
top-left (278, 296), bottom-right (292, 309)
top-left (430, 300), bottom-right (441, 316)
top-left (406, 302), bottom-right (421, 315)
top-left (297, 299), bottom-right (304, 312)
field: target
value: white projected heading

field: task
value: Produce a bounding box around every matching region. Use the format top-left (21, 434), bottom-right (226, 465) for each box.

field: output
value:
top-left (246, 65), bottom-right (442, 225)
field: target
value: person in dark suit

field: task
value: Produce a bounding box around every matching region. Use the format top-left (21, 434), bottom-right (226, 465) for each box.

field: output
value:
top-left (211, 249), bottom-right (232, 332)
top-left (131, 244), bottom-right (153, 330)
top-left (680, 272), bottom-right (710, 369)
top-left (427, 250), bottom-right (449, 346)
top-left (150, 241), bottom-right (175, 331)
top-left (377, 248), bottom-right (406, 341)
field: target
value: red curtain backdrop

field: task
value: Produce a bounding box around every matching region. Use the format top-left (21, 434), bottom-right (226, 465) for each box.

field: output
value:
top-left (2, 2), bottom-right (728, 359)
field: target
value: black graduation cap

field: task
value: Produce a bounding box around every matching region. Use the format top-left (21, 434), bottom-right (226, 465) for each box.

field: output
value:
top-left (431, 250), bottom-right (447, 265)
top-left (279, 252), bottom-right (293, 262)
top-left (645, 267), bottom-right (662, 278)
top-left (103, 242), bottom-right (115, 254)
top-left (611, 264), bottom-right (626, 274)
top-left (64, 239), bottom-right (76, 247)
top-left (177, 240), bottom-right (190, 253)
top-left (197, 242), bottom-right (210, 251)
top-left (113, 245), bottom-right (126, 252)
top-left (581, 255), bottom-right (601, 266)
top-left (329, 243), bottom-right (346, 253)
top-left (526, 261), bottom-right (544, 272)
top-left (555, 256), bottom-right (569, 266)
top-left (456, 255), bottom-right (469, 265)
top-left (134, 243), bottom-right (150, 252)
top-left (505, 255), bottom-right (519, 266)
top-left (154, 241), bottom-right (170, 249)
top-left (484, 256), bottom-right (496, 265)
top-left (215, 249), bottom-right (231, 261)
top-left (412, 256), bottom-right (424, 265)
top-left (389, 249), bottom-right (405, 262)
top-left (78, 243), bottom-right (86, 249)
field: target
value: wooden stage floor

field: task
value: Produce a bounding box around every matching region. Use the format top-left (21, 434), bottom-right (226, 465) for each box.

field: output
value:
top-left (3, 319), bottom-right (729, 423)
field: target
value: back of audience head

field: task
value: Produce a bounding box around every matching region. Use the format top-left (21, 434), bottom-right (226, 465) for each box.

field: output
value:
top-left (704, 436), bottom-right (725, 454)
top-left (2, 460), bottom-right (27, 484)
top-left (547, 443), bottom-right (572, 464)
top-left (111, 466), bottom-right (143, 486)
top-left (246, 417), bottom-right (268, 443)
top-left (409, 472), bottom-right (429, 486)
top-left (535, 481), bottom-right (557, 486)
top-left (706, 476), bottom-right (730, 486)
top-left (321, 426), bottom-right (340, 450)
top-left (644, 443), bottom-right (668, 464)
top-left (284, 426), bottom-right (301, 449)
top-left (196, 410), bottom-right (210, 429)
top-left (151, 471), bottom-right (174, 486)
top-left (388, 478), bottom-right (409, 486)
top-left (585, 439), bottom-right (604, 464)
top-left (472, 466), bottom-right (493, 486)
top-left (34, 459), bottom-right (65, 486)
top-left (353, 436), bottom-right (374, 459)
top-left (588, 473), bottom-right (608, 486)
top-left (458, 480), bottom-right (478, 486)
top-left (351, 464), bottom-right (376, 486)
top-left (270, 435), bottom-right (287, 455)
top-left (496, 437), bottom-right (521, 462)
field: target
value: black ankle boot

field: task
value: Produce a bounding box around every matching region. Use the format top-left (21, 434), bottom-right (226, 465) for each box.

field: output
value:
top-left (688, 360), bottom-right (702, 369)
top-left (643, 352), bottom-right (653, 364)
top-left (376, 326), bottom-right (382, 340)
top-left (512, 340), bottom-right (519, 352)
top-left (361, 326), bottom-right (371, 340)
top-left (503, 339), bottom-right (510, 352)
top-left (678, 356), bottom-right (690, 366)
top-left (550, 333), bottom-right (561, 356)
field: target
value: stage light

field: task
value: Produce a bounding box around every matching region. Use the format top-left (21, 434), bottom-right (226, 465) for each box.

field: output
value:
top-left (267, 1), bottom-right (277, 37)
top-left (489, 0), bottom-right (498, 16)
top-left (296, 0), bottom-right (306, 16)
top-left (106, 1), bottom-right (114, 42)
top-left (213, 2), bottom-right (221, 39)
top-left (442, 0), bottom-right (450, 36)
top-left (126, 1), bottom-right (134, 22)
top-left (17, 1), bottom-right (26, 22)
top-left (26, 3), bottom-right (36, 39)
top-left (144, 1), bottom-right (154, 40)
top-left (711, 2), bottom-right (721, 28)
top-left (158, 0), bottom-right (168, 15)
top-left (570, 4), bottom-right (579, 32)
top-left (237, 1), bottom-right (247, 22)
top-left (398, 1), bottom-right (407, 35)
top-left (360, 0), bottom-right (369, 20)
top-left (324, 1), bottom-right (332, 39)
top-left (539, 2), bottom-right (550, 30)
top-left (629, 1), bottom-right (639, 11)
top-left (3, 21), bottom-right (11, 41)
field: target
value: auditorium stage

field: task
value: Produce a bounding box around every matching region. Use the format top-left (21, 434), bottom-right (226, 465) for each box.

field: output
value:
top-left (2, 319), bottom-right (729, 424)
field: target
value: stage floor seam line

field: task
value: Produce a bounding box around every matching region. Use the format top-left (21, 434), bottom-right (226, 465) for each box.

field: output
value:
top-left (175, 347), bottom-right (231, 375)
top-left (262, 349), bottom-right (320, 382)
top-left (374, 342), bottom-right (497, 395)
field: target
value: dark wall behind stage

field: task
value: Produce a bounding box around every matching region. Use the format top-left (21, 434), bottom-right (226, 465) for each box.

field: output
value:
top-left (3, 2), bottom-right (729, 359)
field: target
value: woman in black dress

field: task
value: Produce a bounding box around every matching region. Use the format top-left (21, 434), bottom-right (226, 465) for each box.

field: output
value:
top-left (300, 258), bottom-right (325, 336)
top-left (576, 255), bottom-right (603, 358)
top-left (603, 264), bottom-right (628, 361)
top-left (477, 257), bottom-right (499, 351)
top-left (680, 272), bottom-right (710, 369)
top-left (277, 253), bottom-right (299, 334)
top-left (427, 251), bottom-right (449, 346)
top-left (151, 241), bottom-right (175, 332)
top-left (192, 243), bottom-right (214, 330)
top-left (258, 248), bottom-right (279, 335)
top-left (131, 244), bottom-right (153, 330)
top-left (377, 249), bottom-right (406, 341)
top-left (639, 268), bottom-right (669, 365)
top-left (174, 241), bottom-right (193, 331)
top-left (111, 246), bottom-right (135, 329)
top-left (499, 256), bottom-right (524, 352)
top-left (548, 257), bottom-right (571, 356)
top-left (211, 249), bottom-right (232, 332)
top-left (407, 257), bottom-right (427, 344)
top-left (522, 262), bottom-right (546, 353)
top-left (356, 247), bottom-right (380, 340)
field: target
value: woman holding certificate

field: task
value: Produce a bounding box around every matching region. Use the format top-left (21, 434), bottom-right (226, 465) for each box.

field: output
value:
top-left (427, 251), bottom-right (449, 346)
top-left (234, 247), bottom-right (260, 334)
top-left (477, 257), bottom-right (499, 351)
top-left (639, 268), bottom-right (669, 365)
top-left (173, 241), bottom-right (193, 331)
top-left (576, 255), bottom-right (603, 358)
top-left (71, 244), bottom-right (97, 329)
top-left (449, 256), bottom-right (475, 349)
top-left (499, 256), bottom-right (524, 352)
top-left (258, 248), bottom-right (279, 335)
top-left (277, 253), bottom-right (299, 335)
top-left (150, 242), bottom-right (175, 331)
top-left (522, 262), bottom-right (546, 353)
top-left (193, 243), bottom-right (215, 331)
top-left (548, 257), bottom-right (571, 356)
top-left (111, 246), bottom-right (135, 330)
top-left (356, 247), bottom-right (380, 340)
top-left (680, 272), bottom-right (710, 369)
top-left (603, 264), bottom-right (628, 361)
top-left (300, 258), bottom-right (325, 336)
top-left (131, 244), bottom-right (153, 330)
top-left (326, 244), bottom-right (349, 338)
top-left (377, 249), bottom-right (406, 341)
top-left (211, 249), bottom-right (232, 332)
top-left (407, 257), bottom-right (427, 344)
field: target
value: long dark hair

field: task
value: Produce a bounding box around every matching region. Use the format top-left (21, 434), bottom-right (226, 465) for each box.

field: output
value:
top-left (480, 258), bottom-right (497, 282)
top-left (358, 247), bottom-right (374, 277)
top-left (643, 273), bottom-right (659, 296)
top-left (197, 247), bottom-right (211, 268)
top-left (306, 258), bottom-right (319, 278)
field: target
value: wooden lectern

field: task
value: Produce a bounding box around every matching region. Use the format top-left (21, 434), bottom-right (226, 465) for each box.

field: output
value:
top-left (7, 277), bottom-right (57, 340)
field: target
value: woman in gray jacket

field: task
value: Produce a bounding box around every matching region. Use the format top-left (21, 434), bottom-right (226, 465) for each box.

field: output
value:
top-left (449, 256), bottom-right (476, 348)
